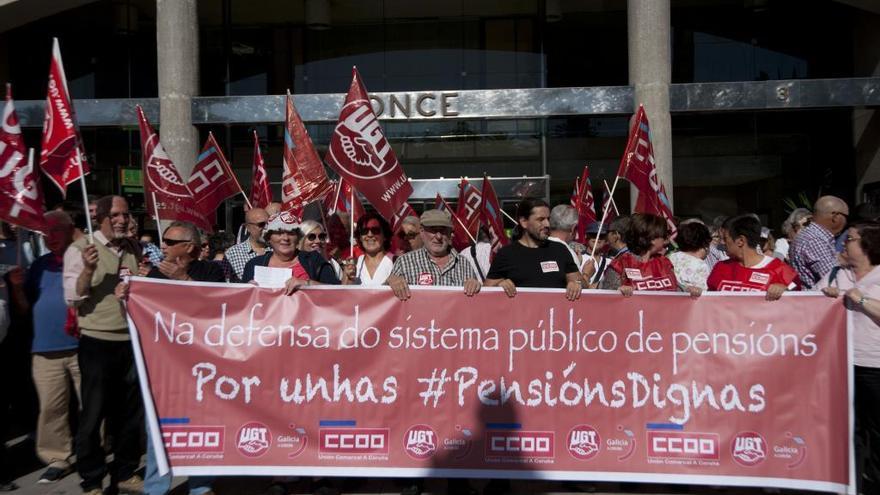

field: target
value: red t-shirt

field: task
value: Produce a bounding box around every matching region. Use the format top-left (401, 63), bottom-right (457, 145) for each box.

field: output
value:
top-left (707, 256), bottom-right (801, 292)
top-left (609, 252), bottom-right (678, 291)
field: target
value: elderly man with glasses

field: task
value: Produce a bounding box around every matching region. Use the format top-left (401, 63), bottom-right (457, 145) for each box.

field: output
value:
top-left (225, 207), bottom-right (270, 281)
top-left (790, 195), bottom-right (850, 288)
top-left (386, 209), bottom-right (481, 301)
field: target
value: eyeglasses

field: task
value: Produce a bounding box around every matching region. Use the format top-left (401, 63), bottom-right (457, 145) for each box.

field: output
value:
top-left (163, 238), bottom-right (191, 246)
top-left (423, 226), bottom-right (452, 236)
top-left (359, 226), bottom-right (383, 236)
top-left (247, 221), bottom-right (267, 229)
top-left (306, 232), bottom-right (327, 242)
top-left (397, 231), bottom-right (419, 240)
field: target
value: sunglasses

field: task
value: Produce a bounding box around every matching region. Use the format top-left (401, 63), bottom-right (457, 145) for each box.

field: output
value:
top-left (163, 238), bottom-right (191, 246)
top-left (359, 226), bottom-right (383, 236)
top-left (397, 231), bottom-right (418, 240)
top-left (248, 221), bottom-right (267, 228)
top-left (306, 232), bottom-right (328, 242)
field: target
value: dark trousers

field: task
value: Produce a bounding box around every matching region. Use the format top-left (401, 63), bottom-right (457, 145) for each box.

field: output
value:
top-left (76, 336), bottom-right (144, 491)
top-left (855, 366), bottom-right (880, 492)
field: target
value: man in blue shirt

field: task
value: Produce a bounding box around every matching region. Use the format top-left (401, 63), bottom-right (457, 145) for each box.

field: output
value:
top-left (19, 211), bottom-right (80, 484)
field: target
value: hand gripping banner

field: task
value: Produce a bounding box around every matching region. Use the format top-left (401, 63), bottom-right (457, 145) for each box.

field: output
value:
top-left (126, 280), bottom-right (853, 494)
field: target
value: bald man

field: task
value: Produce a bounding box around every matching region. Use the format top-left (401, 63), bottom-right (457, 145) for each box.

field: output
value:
top-left (225, 207), bottom-right (271, 281)
top-left (790, 195), bottom-right (849, 287)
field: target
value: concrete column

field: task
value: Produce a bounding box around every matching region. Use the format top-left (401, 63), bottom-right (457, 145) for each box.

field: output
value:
top-left (156, 0), bottom-right (199, 178)
top-left (627, 0), bottom-right (673, 210)
top-left (854, 11), bottom-right (880, 204)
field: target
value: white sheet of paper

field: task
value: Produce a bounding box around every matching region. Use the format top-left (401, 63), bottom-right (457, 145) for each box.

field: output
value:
top-left (253, 265), bottom-right (291, 288)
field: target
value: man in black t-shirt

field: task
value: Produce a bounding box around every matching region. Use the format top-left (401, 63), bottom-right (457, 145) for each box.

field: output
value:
top-left (486, 198), bottom-right (582, 300)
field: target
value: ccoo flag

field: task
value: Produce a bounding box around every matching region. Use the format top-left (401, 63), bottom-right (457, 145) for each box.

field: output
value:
top-left (325, 67), bottom-right (413, 223)
top-left (573, 165), bottom-right (598, 243)
top-left (40, 38), bottom-right (89, 196)
top-left (617, 105), bottom-right (675, 236)
top-left (281, 92), bottom-right (334, 213)
top-left (0, 85), bottom-right (46, 232)
top-left (250, 131), bottom-right (273, 209)
top-left (453, 178), bottom-right (481, 250)
top-left (188, 132), bottom-right (243, 224)
top-left (136, 106), bottom-right (211, 232)
top-left (479, 175), bottom-right (509, 251)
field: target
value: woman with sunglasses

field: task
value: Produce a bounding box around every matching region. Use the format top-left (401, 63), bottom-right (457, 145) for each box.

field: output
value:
top-left (298, 220), bottom-right (344, 281)
top-left (354, 213), bottom-right (394, 286)
top-left (816, 221), bottom-right (880, 493)
top-left (241, 213), bottom-right (339, 294)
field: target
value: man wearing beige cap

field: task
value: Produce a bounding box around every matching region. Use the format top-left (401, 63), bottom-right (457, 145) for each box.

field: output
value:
top-left (386, 209), bottom-right (481, 300)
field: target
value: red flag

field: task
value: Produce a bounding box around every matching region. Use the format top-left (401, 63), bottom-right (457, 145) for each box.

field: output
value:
top-left (250, 131), bottom-right (272, 209)
top-left (188, 133), bottom-right (242, 223)
top-left (325, 67), bottom-right (413, 224)
top-left (434, 193), bottom-right (447, 211)
top-left (136, 106), bottom-right (211, 232)
top-left (569, 178), bottom-right (579, 208)
top-left (40, 38), bottom-right (89, 196)
top-left (573, 165), bottom-right (598, 242)
top-left (324, 178), bottom-right (365, 225)
top-left (479, 176), bottom-right (509, 251)
top-left (389, 202), bottom-right (417, 233)
top-left (281, 93), bottom-right (333, 213)
top-left (617, 105), bottom-right (675, 235)
top-left (0, 85), bottom-right (46, 232)
top-left (453, 178), bottom-right (481, 250)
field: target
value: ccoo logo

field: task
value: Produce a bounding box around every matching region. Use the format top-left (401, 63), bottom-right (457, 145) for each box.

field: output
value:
top-left (404, 424), bottom-right (437, 460)
top-left (236, 422), bottom-right (271, 458)
top-left (567, 425), bottom-right (601, 461)
top-left (731, 431), bottom-right (766, 467)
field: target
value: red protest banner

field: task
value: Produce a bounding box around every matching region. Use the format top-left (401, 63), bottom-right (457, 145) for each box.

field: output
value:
top-left (617, 105), bottom-right (675, 236)
top-left (127, 280), bottom-right (852, 493)
top-left (40, 38), bottom-right (89, 196)
top-left (325, 67), bottom-right (413, 224)
top-left (189, 133), bottom-right (243, 223)
top-left (136, 106), bottom-right (211, 232)
top-left (0, 85), bottom-right (45, 232)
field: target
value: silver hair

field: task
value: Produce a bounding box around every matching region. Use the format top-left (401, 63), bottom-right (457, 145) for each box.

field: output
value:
top-left (166, 221), bottom-right (201, 247)
top-left (297, 220), bottom-right (324, 250)
top-left (401, 215), bottom-right (420, 228)
top-left (549, 204), bottom-right (578, 231)
top-left (782, 208), bottom-right (811, 236)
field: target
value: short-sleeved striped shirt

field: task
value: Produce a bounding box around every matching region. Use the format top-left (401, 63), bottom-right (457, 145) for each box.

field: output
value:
top-left (390, 248), bottom-right (476, 287)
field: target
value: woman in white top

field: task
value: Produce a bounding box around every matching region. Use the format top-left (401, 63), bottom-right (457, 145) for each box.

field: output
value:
top-left (816, 221), bottom-right (880, 493)
top-left (667, 221), bottom-right (712, 291)
top-left (354, 213), bottom-right (394, 286)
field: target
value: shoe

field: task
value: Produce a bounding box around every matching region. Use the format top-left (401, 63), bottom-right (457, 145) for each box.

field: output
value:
top-left (82, 489), bottom-right (103, 495)
top-left (117, 474), bottom-right (144, 494)
top-left (38, 466), bottom-right (72, 484)
top-left (0, 481), bottom-right (18, 492)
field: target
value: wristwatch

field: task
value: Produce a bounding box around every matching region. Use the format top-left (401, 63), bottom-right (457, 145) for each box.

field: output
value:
top-left (859, 295), bottom-right (867, 307)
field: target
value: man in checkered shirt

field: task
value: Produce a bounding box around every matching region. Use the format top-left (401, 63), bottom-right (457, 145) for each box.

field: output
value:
top-left (790, 195), bottom-right (849, 288)
top-left (225, 207), bottom-right (271, 281)
top-left (386, 209), bottom-right (481, 300)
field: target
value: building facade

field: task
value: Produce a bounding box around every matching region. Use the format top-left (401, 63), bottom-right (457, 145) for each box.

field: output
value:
top-left (1, 0), bottom-right (878, 232)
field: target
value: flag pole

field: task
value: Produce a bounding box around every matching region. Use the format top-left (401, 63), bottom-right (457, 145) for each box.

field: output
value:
top-left (589, 175), bottom-right (622, 260)
top-left (603, 179), bottom-right (620, 216)
top-left (483, 175), bottom-right (517, 225)
top-left (349, 186), bottom-right (355, 258)
top-left (74, 148), bottom-right (93, 243)
top-left (448, 206), bottom-right (477, 245)
top-left (329, 180), bottom-right (342, 215)
top-left (151, 191), bottom-right (163, 245)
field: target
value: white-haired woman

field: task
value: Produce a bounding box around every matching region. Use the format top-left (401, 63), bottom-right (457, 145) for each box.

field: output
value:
top-left (774, 208), bottom-right (811, 262)
top-left (298, 220), bottom-right (343, 281)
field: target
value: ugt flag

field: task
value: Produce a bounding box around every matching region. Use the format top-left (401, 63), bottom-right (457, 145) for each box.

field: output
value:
top-left (617, 105), bottom-right (675, 236)
top-left (573, 165), bottom-right (597, 243)
top-left (136, 106), bottom-right (211, 232)
top-left (0, 85), bottom-right (46, 232)
top-left (188, 132), bottom-right (242, 223)
top-left (250, 131), bottom-right (273, 209)
top-left (453, 178), bottom-right (481, 250)
top-left (325, 67), bottom-right (413, 223)
top-left (40, 38), bottom-right (89, 196)
top-left (281, 93), bottom-right (334, 212)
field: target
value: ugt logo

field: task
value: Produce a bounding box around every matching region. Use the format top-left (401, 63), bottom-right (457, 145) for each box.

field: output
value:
top-left (236, 421), bottom-right (271, 458)
top-left (404, 424), bottom-right (437, 460)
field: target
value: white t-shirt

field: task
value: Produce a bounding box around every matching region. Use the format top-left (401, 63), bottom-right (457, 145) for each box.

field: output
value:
top-left (357, 254), bottom-right (394, 286)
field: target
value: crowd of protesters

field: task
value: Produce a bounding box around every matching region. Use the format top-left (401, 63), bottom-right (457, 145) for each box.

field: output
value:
top-left (0, 192), bottom-right (878, 495)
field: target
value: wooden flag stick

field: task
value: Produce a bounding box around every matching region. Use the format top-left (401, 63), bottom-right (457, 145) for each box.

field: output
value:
top-left (74, 148), bottom-right (93, 243)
